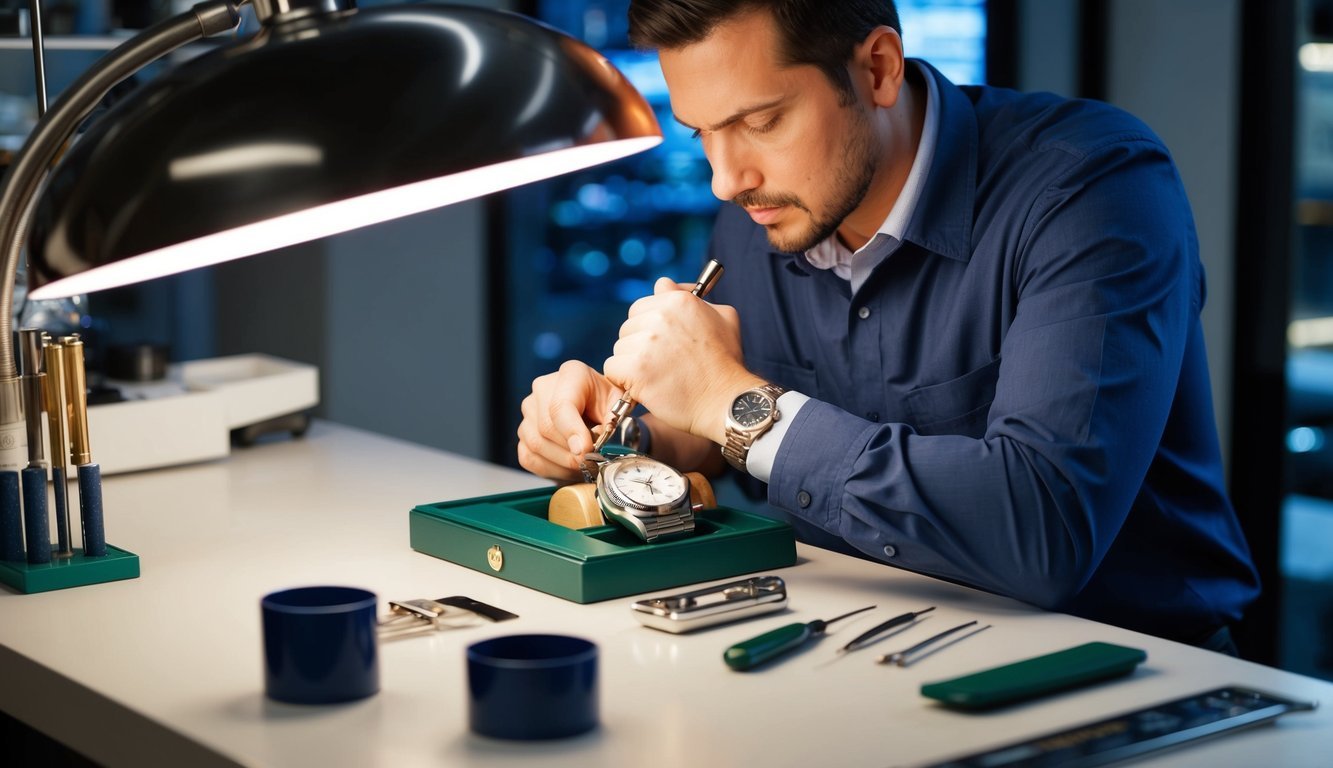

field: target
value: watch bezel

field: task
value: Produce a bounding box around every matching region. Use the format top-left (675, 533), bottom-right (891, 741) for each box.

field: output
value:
top-left (599, 454), bottom-right (690, 518)
top-left (727, 389), bottom-right (780, 431)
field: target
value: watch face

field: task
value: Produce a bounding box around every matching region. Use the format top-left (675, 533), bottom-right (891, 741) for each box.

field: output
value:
top-left (604, 455), bottom-right (688, 511)
top-left (731, 391), bottom-right (774, 428)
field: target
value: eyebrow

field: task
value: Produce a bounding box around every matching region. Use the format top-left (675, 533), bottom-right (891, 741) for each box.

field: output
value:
top-left (672, 97), bottom-right (787, 133)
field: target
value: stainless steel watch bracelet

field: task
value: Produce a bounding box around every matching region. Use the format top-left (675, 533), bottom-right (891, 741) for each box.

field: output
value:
top-left (721, 384), bottom-right (787, 473)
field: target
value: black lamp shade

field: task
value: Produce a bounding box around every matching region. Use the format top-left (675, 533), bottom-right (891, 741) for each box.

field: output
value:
top-left (26, 4), bottom-right (661, 299)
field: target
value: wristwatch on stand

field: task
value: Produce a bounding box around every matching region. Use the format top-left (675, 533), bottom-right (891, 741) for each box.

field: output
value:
top-left (721, 383), bottom-right (787, 473)
top-left (576, 450), bottom-right (696, 542)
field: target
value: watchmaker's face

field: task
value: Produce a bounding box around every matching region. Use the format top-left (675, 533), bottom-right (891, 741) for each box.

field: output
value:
top-left (659, 9), bottom-right (880, 253)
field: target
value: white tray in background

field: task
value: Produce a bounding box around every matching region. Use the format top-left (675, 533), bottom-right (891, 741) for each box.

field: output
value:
top-left (85, 354), bottom-right (319, 475)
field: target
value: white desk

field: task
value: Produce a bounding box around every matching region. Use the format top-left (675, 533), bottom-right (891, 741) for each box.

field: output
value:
top-left (1, 421), bottom-right (1330, 767)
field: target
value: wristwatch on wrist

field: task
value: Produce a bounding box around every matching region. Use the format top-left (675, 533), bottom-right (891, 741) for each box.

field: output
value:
top-left (580, 451), bottom-right (695, 542)
top-left (721, 383), bottom-right (787, 473)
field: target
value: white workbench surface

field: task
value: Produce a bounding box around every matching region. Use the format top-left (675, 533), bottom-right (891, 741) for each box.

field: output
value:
top-left (1, 421), bottom-right (1330, 767)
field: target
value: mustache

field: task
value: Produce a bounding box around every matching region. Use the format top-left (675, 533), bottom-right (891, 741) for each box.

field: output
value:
top-left (733, 189), bottom-right (810, 213)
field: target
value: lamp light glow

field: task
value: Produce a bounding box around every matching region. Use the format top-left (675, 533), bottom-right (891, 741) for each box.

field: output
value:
top-left (31, 136), bottom-right (659, 300)
top-left (22, 1), bottom-right (663, 298)
top-left (0, 0), bottom-right (662, 470)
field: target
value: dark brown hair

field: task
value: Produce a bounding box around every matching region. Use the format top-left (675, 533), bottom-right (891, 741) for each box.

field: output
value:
top-left (627, 0), bottom-right (901, 103)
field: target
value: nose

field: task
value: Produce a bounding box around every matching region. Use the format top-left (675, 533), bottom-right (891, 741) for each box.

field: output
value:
top-left (704, 134), bottom-right (761, 202)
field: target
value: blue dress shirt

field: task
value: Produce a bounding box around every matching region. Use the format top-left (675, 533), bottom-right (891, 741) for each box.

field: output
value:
top-left (707, 61), bottom-right (1260, 643)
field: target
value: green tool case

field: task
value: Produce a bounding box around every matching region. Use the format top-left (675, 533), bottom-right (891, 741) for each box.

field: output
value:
top-left (409, 487), bottom-right (797, 603)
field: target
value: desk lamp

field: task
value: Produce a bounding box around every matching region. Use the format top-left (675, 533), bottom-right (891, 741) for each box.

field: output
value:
top-left (0, 0), bottom-right (662, 473)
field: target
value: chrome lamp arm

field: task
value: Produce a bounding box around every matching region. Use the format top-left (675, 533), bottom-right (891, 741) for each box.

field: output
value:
top-left (0, 1), bottom-right (242, 466)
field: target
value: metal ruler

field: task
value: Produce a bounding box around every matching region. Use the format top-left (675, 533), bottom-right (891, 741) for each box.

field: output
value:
top-left (926, 686), bottom-right (1317, 768)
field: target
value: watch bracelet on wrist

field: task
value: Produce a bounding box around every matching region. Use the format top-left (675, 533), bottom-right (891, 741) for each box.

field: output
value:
top-left (721, 383), bottom-right (787, 473)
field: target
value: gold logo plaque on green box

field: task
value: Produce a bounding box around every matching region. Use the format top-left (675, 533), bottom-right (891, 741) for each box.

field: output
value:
top-left (409, 488), bottom-right (797, 603)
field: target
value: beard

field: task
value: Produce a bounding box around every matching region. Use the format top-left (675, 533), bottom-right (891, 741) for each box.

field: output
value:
top-left (734, 106), bottom-right (880, 253)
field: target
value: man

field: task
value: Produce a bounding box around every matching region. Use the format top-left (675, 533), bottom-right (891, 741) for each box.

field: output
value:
top-left (517, 0), bottom-right (1259, 650)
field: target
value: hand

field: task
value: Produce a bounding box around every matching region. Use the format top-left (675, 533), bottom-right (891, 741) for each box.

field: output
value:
top-left (516, 360), bottom-right (622, 482)
top-left (604, 277), bottom-right (765, 444)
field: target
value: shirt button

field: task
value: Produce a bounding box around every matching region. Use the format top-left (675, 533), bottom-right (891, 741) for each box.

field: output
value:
top-left (857, 306), bottom-right (871, 320)
top-left (867, 412), bottom-right (880, 422)
top-left (882, 544), bottom-right (897, 558)
top-left (797, 490), bottom-right (812, 508)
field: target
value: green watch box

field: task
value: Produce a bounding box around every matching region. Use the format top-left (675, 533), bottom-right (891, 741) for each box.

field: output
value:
top-left (409, 487), bottom-right (797, 603)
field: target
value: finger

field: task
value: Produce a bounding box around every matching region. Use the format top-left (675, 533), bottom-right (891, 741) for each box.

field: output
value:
top-left (626, 290), bottom-right (666, 318)
top-left (519, 414), bottom-right (589, 474)
top-left (543, 362), bottom-right (601, 451)
top-left (710, 302), bottom-right (739, 323)
top-left (654, 276), bottom-right (684, 295)
top-left (603, 354), bottom-right (638, 401)
top-left (517, 414), bottom-right (566, 462)
top-left (616, 310), bottom-right (653, 339)
top-left (517, 439), bottom-right (583, 482)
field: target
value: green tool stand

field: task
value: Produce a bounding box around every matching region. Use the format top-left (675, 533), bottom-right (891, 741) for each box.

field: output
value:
top-left (0, 545), bottom-right (140, 594)
top-left (410, 488), bottom-right (797, 603)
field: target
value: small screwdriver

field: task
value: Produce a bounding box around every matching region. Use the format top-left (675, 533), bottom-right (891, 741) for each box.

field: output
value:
top-left (724, 605), bottom-right (875, 671)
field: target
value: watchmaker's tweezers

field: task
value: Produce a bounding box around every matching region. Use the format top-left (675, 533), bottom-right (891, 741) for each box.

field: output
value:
top-left (877, 621), bottom-right (992, 667)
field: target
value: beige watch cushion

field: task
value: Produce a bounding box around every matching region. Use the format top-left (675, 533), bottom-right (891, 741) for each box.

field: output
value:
top-left (548, 472), bottom-right (715, 530)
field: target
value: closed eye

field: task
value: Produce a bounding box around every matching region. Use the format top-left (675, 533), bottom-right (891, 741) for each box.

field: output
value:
top-left (747, 115), bottom-right (781, 135)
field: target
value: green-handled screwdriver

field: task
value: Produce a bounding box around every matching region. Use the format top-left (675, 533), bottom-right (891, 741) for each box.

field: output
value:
top-left (724, 605), bottom-right (876, 671)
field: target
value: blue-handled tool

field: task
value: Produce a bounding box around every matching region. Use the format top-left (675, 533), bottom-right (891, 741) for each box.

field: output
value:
top-left (0, 471), bottom-right (22, 562)
top-left (18, 330), bottom-right (53, 563)
top-left (724, 605), bottom-right (875, 671)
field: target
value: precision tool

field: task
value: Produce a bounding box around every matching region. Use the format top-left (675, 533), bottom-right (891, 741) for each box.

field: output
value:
top-left (633, 575), bottom-right (787, 633)
top-left (591, 258), bottom-right (725, 453)
top-left (724, 605), bottom-right (875, 671)
top-left (376, 595), bottom-right (517, 641)
top-left (41, 335), bottom-right (71, 557)
top-left (924, 686), bottom-right (1317, 767)
top-left (877, 620), bottom-right (991, 667)
top-left (0, 470), bottom-right (20, 562)
top-left (838, 606), bottom-right (935, 654)
top-left (60, 336), bottom-right (105, 557)
top-left (18, 329), bottom-right (60, 559)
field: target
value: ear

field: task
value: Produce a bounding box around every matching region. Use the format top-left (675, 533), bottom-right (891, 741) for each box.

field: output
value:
top-left (854, 26), bottom-right (905, 109)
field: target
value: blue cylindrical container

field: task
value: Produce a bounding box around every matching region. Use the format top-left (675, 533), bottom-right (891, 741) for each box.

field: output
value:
top-left (261, 586), bottom-right (379, 704)
top-left (467, 634), bottom-right (599, 740)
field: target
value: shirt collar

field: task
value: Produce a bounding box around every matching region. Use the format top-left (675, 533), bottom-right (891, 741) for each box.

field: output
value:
top-left (805, 60), bottom-right (939, 273)
top-left (900, 59), bottom-right (976, 263)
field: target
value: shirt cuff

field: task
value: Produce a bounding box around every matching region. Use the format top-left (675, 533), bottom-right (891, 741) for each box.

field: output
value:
top-left (744, 391), bottom-right (811, 483)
